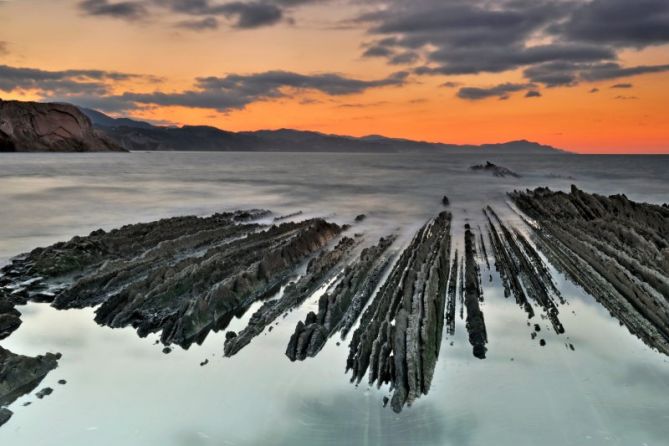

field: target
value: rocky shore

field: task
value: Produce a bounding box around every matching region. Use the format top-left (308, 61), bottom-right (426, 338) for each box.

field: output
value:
top-left (0, 187), bottom-right (667, 418)
top-left (0, 347), bottom-right (60, 427)
top-left (511, 186), bottom-right (669, 355)
top-left (1, 210), bottom-right (344, 348)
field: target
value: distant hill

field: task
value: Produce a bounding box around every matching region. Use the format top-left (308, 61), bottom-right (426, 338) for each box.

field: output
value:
top-left (82, 108), bottom-right (569, 154)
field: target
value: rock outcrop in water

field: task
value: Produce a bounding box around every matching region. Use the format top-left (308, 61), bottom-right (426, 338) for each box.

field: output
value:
top-left (0, 296), bottom-right (22, 340)
top-left (470, 161), bottom-right (520, 178)
top-left (346, 212), bottom-right (451, 412)
top-left (286, 236), bottom-right (396, 361)
top-left (0, 100), bottom-right (122, 152)
top-left (224, 236), bottom-right (357, 356)
top-left (463, 224), bottom-right (487, 359)
top-left (484, 207), bottom-right (565, 335)
top-left (2, 186), bottom-right (667, 418)
top-left (0, 347), bottom-right (60, 427)
top-left (511, 186), bottom-right (669, 355)
top-left (0, 210), bottom-right (345, 348)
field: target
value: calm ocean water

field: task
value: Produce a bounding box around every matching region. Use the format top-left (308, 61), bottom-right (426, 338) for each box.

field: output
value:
top-left (1, 151), bottom-right (668, 446)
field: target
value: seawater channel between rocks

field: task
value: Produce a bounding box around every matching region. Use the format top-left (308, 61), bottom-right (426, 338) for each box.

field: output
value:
top-left (0, 151), bottom-right (668, 446)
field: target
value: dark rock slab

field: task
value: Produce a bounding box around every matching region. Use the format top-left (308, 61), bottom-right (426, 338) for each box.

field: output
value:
top-left (346, 212), bottom-right (452, 412)
top-left (463, 225), bottom-right (487, 359)
top-left (470, 161), bottom-right (520, 178)
top-left (224, 237), bottom-right (357, 356)
top-left (1, 211), bottom-right (345, 349)
top-left (485, 207), bottom-right (565, 334)
top-left (511, 186), bottom-right (669, 355)
top-left (286, 236), bottom-right (397, 361)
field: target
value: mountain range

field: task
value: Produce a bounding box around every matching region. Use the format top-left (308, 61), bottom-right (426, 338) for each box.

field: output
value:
top-left (0, 99), bottom-right (568, 154)
top-left (82, 108), bottom-right (567, 154)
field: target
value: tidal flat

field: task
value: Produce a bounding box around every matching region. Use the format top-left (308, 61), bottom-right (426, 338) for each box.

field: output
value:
top-left (0, 151), bottom-right (668, 446)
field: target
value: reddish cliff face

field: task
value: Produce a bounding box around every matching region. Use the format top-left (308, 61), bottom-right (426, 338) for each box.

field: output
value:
top-left (0, 100), bottom-right (124, 152)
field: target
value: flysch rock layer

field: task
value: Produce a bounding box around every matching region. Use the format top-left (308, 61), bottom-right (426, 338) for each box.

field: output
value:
top-left (484, 207), bottom-right (565, 335)
top-left (285, 235), bottom-right (397, 361)
top-left (511, 186), bottom-right (669, 355)
top-left (463, 224), bottom-right (488, 359)
top-left (346, 212), bottom-right (451, 413)
top-left (1, 210), bottom-right (345, 348)
top-left (224, 236), bottom-right (357, 357)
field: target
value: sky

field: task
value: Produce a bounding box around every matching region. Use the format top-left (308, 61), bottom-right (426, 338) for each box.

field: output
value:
top-left (1, 0), bottom-right (668, 153)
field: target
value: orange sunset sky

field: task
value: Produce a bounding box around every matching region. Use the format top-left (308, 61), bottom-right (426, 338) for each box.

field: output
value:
top-left (1, 0), bottom-right (668, 153)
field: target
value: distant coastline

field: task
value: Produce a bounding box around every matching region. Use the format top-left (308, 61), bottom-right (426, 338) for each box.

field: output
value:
top-left (2, 98), bottom-right (569, 154)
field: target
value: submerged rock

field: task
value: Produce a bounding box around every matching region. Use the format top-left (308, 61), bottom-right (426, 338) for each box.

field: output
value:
top-left (35, 387), bottom-right (53, 399)
top-left (470, 161), bottom-right (521, 178)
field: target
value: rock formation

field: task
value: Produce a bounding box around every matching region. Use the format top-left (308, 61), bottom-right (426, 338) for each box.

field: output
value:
top-left (346, 212), bottom-right (451, 412)
top-left (224, 236), bottom-right (357, 356)
top-left (470, 161), bottom-right (521, 178)
top-left (511, 186), bottom-right (669, 354)
top-left (0, 100), bottom-right (122, 152)
top-left (285, 236), bottom-right (396, 361)
top-left (0, 210), bottom-right (345, 348)
top-left (0, 347), bottom-right (60, 427)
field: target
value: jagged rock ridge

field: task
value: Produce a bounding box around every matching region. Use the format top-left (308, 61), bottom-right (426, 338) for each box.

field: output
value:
top-left (1, 210), bottom-right (345, 348)
top-left (346, 212), bottom-right (451, 412)
top-left (285, 235), bottom-right (397, 361)
top-left (511, 186), bottom-right (669, 355)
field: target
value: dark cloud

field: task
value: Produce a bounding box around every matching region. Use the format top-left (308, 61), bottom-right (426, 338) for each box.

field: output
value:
top-left (176, 16), bottom-right (219, 30)
top-left (525, 90), bottom-right (542, 98)
top-left (580, 62), bottom-right (669, 81)
top-left (610, 83), bottom-right (633, 89)
top-left (215, 2), bottom-right (283, 28)
top-left (150, 0), bottom-right (324, 29)
top-left (78, 0), bottom-right (148, 20)
top-left (589, 88), bottom-right (599, 93)
top-left (524, 61), bottom-right (669, 86)
top-left (51, 69), bottom-right (408, 113)
top-left (457, 82), bottom-right (535, 100)
top-left (358, 0), bottom-right (669, 94)
top-left (388, 52), bottom-right (419, 65)
top-left (555, 0), bottom-right (669, 48)
top-left (0, 64), bottom-right (142, 96)
top-left (440, 81), bottom-right (460, 88)
top-left (614, 95), bottom-right (638, 100)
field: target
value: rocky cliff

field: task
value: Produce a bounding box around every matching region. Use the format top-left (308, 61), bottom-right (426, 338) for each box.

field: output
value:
top-left (0, 100), bottom-right (123, 152)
